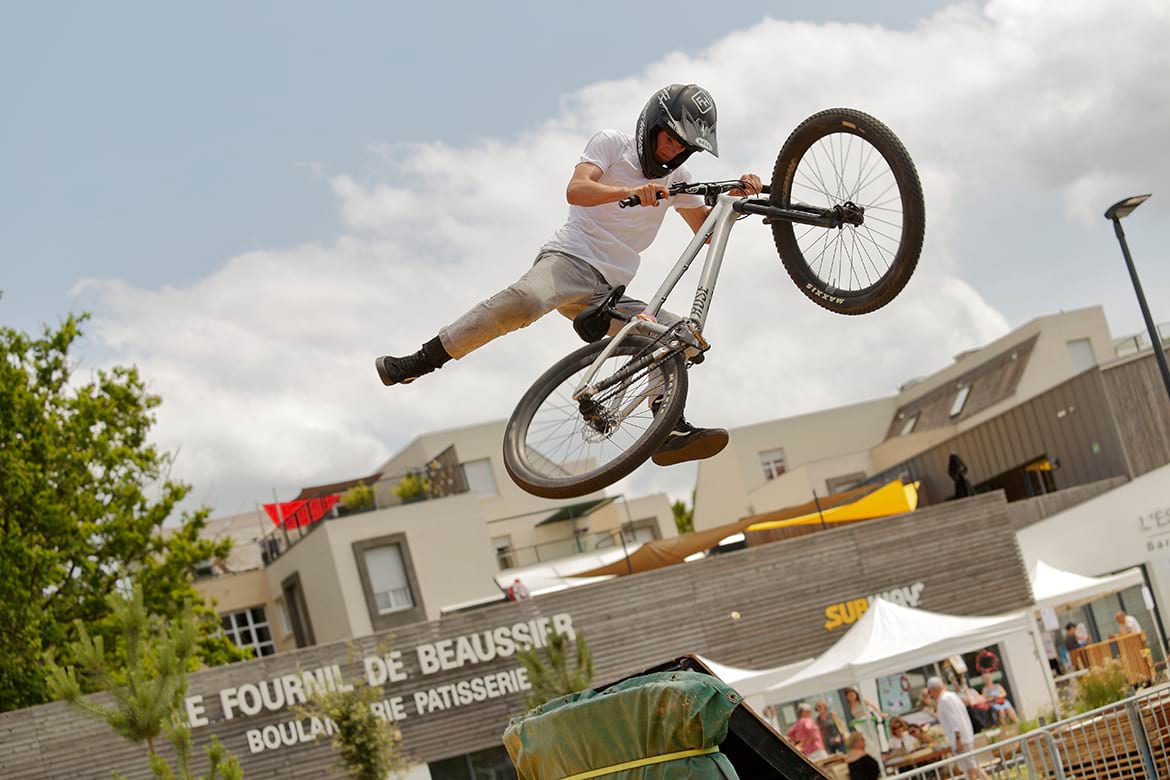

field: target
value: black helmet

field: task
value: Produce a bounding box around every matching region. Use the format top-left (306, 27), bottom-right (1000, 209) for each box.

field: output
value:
top-left (635, 84), bottom-right (719, 179)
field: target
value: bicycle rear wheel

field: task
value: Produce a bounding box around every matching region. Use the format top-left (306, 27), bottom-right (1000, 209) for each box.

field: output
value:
top-left (771, 108), bottom-right (924, 315)
top-left (504, 336), bottom-right (687, 499)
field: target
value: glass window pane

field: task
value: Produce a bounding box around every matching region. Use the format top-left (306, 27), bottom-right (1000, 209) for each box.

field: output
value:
top-left (1067, 338), bottom-right (1096, 373)
top-left (255, 625), bottom-right (272, 642)
top-left (365, 544), bottom-right (414, 613)
top-left (949, 385), bottom-right (972, 417)
top-left (250, 607), bottom-right (267, 624)
top-left (464, 459), bottom-right (498, 496)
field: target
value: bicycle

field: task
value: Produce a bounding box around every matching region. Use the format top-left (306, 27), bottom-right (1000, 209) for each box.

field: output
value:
top-left (503, 108), bottom-right (925, 499)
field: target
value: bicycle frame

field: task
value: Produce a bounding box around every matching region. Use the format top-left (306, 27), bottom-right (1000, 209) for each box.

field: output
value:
top-left (571, 193), bottom-right (744, 402)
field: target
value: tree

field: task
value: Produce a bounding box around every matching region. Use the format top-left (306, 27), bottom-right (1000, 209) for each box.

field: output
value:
top-left (517, 629), bottom-right (594, 710)
top-left (671, 499), bottom-right (695, 535)
top-left (296, 643), bottom-right (409, 780)
top-left (46, 585), bottom-right (243, 780)
top-left (0, 313), bottom-right (247, 711)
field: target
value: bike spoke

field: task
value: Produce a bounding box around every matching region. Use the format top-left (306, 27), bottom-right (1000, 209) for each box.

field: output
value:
top-left (789, 130), bottom-right (906, 294)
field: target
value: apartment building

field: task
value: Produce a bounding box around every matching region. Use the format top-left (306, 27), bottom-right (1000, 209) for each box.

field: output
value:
top-left (194, 418), bottom-right (677, 656)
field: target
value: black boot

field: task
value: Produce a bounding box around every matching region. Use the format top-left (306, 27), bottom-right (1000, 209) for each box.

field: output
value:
top-left (375, 337), bottom-right (450, 386)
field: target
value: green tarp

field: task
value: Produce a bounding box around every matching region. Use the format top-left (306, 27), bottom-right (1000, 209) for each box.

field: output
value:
top-left (503, 671), bottom-right (742, 780)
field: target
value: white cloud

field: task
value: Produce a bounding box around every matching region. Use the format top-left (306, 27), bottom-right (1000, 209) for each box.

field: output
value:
top-left (75, 0), bottom-right (1170, 516)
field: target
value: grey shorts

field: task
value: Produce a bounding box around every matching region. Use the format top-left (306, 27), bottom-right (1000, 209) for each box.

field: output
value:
top-left (438, 251), bottom-right (679, 359)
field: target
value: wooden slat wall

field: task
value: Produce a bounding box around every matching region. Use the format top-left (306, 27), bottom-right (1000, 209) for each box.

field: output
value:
top-left (0, 493), bottom-right (1030, 779)
top-left (867, 368), bottom-right (1132, 504)
top-left (1101, 347), bottom-right (1170, 477)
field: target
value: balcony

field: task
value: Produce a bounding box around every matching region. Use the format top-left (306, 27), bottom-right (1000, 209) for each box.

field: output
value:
top-left (257, 460), bottom-right (473, 563)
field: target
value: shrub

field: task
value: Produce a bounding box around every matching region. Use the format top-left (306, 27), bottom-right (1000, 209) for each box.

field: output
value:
top-left (341, 483), bottom-right (375, 513)
top-left (394, 473), bottom-right (430, 503)
top-left (1074, 659), bottom-right (1130, 713)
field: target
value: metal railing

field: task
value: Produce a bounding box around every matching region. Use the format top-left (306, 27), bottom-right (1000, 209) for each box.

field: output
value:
top-left (257, 462), bottom-right (472, 562)
top-left (497, 526), bottom-right (648, 570)
top-left (885, 683), bottom-right (1170, 779)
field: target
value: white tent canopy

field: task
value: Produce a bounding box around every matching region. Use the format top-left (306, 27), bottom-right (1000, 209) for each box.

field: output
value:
top-left (1030, 560), bottom-right (1145, 610)
top-left (695, 654), bottom-right (814, 696)
top-left (761, 599), bottom-right (1032, 704)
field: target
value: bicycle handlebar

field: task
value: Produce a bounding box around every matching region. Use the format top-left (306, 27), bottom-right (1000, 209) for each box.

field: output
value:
top-left (618, 181), bottom-right (771, 208)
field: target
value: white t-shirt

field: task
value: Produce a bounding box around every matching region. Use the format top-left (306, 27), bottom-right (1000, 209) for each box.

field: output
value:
top-left (542, 129), bottom-right (704, 287)
top-left (1121, 614), bottom-right (1143, 634)
top-left (935, 690), bottom-right (975, 751)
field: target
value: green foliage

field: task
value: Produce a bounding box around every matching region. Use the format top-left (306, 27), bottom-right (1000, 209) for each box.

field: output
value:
top-left (0, 313), bottom-right (247, 711)
top-left (340, 482), bottom-right (376, 513)
top-left (45, 585), bottom-right (243, 780)
top-left (517, 629), bottom-right (594, 710)
top-left (297, 644), bottom-right (408, 780)
top-left (1016, 709), bottom-right (1056, 734)
top-left (671, 499), bottom-right (694, 535)
top-left (393, 472), bottom-right (430, 503)
top-left (1073, 659), bottom-right (1131, 713)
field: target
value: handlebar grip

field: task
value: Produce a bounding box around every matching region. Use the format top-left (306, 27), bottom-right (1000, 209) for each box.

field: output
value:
top-left (618, 191), bottom-right (668, 208)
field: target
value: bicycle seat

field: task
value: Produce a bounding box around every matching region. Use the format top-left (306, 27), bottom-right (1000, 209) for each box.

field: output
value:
top-left (573, 285), bottom-right (626, 343)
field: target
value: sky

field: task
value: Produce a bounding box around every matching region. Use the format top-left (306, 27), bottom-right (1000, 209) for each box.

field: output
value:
top-left (4, 0), bottom-right (1169, 520)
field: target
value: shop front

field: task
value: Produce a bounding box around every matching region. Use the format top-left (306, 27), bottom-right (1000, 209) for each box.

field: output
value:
top-left (0, 492), bottom-right (1040, 779)
top-left (1016, 463), bottom-right (1170, 662)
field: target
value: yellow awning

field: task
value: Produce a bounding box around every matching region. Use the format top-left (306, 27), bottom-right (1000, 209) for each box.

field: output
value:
top-left (745, 479), bottom-right (919, 532)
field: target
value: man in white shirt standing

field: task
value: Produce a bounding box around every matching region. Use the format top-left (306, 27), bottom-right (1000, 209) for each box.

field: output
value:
top-left (1116, 610), bottom-right (1143, 635)
top-left (376, 84), bottom-right (761, 466)
top-left (927, 677), bottom-right (990, 779)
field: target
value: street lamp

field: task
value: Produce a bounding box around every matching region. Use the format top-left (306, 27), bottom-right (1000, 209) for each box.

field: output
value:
top-left (1105, 194), bottom-right (1170, 406)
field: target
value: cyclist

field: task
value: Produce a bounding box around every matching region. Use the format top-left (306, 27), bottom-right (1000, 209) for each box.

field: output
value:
top-left (377, 83), bottom-right (762, 466)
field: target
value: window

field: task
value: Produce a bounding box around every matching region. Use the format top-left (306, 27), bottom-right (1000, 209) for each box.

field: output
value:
top-left (221, 606), bottom-right (276, 657)
top-left (622, 518), bottom-right (660, 544)
top-left (949, 385), bottom-right (972, 417)
top-left (826, 472), bottom-right (867, 494)
top-left (759, 448), bottom-right (787, 480)
top-left (364, 544), bottom-right (415, 614)
top-left (899, 413), bottom-right (918, 436)
top-left (492, 535), bottom-right (514, 571)
top-left (463, 459), bottom-right (498, 496)
top-left (1067, 338), bottom-right (1097, 373)
top-left (274, 597), bottom-right (292, 636)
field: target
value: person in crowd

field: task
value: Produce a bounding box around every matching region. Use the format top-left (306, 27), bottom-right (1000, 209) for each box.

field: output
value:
top-left (960, 681), bottom-right (992, 731)
top-left (927, 677), bottom-right (991, 779)
top-left (844, 731), bottom-right (882, 780)
top-left (814, 699), bottom-right (847, 755)
top-left (1064, 622), bottom-right (1081, 651)
top-left (1115, 610), bottom-right (1143, 636)
top-left (785, 702), bottom-right (828, 760)
top-left (908, 722), bottom-right (938, 747)
top-left (506, 577), bottom-right (530, 601)
top-left (886, 717), bottom-right (921, 754)
top-left (844, 687), bottom-right (885, 761)
top-left (980, 672), bottom-right (1018, 725)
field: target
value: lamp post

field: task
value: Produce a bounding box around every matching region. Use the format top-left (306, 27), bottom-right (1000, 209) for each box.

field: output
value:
top-left (1105, 194), bottom-right (1170, 406)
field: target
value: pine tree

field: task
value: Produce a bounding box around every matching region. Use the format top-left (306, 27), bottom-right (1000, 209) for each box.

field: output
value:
top-left (517, 629), bottom-right (594, 710)
top-left (46, 585), bottom-right (243, 780)
top-left (296, 643), bottom-right (409, 780)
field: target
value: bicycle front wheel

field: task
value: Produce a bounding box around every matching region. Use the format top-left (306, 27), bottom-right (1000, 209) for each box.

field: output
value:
top-left (504, 336), bottom-right (687, 499)
top-left (771, 108), bottom-right (925, 315)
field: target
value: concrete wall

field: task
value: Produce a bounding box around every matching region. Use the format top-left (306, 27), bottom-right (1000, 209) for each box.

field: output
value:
top-left (1016, 463), bottom-right (1170, 628)
top-left (694, 397), bottom-right (896, 530)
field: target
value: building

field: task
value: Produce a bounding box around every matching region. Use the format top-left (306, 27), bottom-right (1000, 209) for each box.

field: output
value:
top-left (694, 306), bottom-right (1168, 529)
top-left (192, 418), bottom-right (677, 658)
